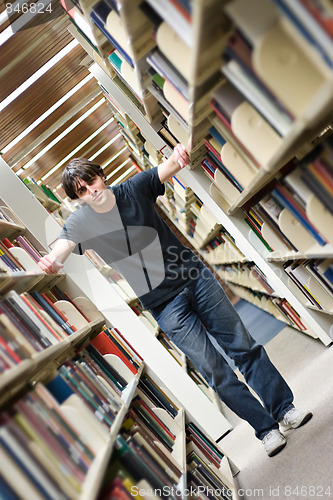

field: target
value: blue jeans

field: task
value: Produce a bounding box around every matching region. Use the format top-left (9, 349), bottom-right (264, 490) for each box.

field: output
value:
top-left (150, 264), bottom-right (294, 440)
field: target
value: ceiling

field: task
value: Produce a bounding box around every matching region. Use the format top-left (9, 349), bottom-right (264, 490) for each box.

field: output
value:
top-left (0, 0), bottom-right (135, 200)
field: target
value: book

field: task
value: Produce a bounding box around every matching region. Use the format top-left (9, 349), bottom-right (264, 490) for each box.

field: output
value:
top-left (272, 0), bottom-right (333, 67)
top-left (147, 49), bottom-right (189, 100)
top-left (85, 344), bottom-right (127, 392)
top-left (272, 184), bottom-right (327, 246)
top-left (0, 303), bottom-right (44, 352)
top-left (1, 294), bottom-right (56, 349)
top-left (14, 236), bottom-right (43, 263)
top-left (112, 434), bottom-right (178, 497)
top-left (30, 292), bottom-right (76, 336)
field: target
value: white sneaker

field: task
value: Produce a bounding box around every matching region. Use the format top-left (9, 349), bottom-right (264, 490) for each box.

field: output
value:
top-left (280, 408), bottom-right (313, 430)
top-left (262, 429), bottom-right (287, 457)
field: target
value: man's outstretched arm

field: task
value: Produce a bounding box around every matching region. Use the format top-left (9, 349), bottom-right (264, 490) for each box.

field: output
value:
top-left (38, 238), bottom-right (76, 274)
top-left (157, 143), bottom-right (190, 184)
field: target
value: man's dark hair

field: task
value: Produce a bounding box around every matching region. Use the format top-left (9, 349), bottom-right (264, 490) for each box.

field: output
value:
top-left (62, 158), bottom-right (105, 199)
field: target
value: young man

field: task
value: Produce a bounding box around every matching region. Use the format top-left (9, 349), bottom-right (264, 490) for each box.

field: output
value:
top-left (38, 144), bottom-right (312, 457)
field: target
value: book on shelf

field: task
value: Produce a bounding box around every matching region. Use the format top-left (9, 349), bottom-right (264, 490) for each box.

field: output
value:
top-left (130, 395), bottom-right (176, 449)
top-left (1, 291), bottom-right (64, 349)
top-left (108, 434), bottom-right (180, 499)
top-left (149, 6), bottom-right (192, 56)
top-left (6, 235), bottom-right (43, 264)
top-left (272, 0), bottom-right (333, 68)
top-left (0, 299), bottom-right (47, 354)
top-left (85, 344), bottom-right (128, 394)
top-left (147, 49), bottom-right (189, 100)
top-left (204, 137), bottom-right (243, 192)
top-left (284, 260), bottom-right (324, 309)
top-left (225, 0), bottom-right (326, 118)
top-left (186, 422), bottom-right (224, 470)
top-left (108, 50), bottom-right (143, 99)
top-left (91, 327), bottom-right (141, 374)
top-left (150, 70), bottom-right (189, 123)
top-left (272, 182), bottom-right (327, 247)
top-left (0, 376), bottom-right (99, 499)
top-left (90, 1), bottom-right (134, 67)
top-left (307, 259), bottom-right (333, 295)
top-left (60, 0), bottom-right (101, 50)
top-left (0, 240), bottom-right (25, 272)
top-left (223, 30), bottom-right (294, 136)
top-left (30, 291), bottom-right (77, 337)
top-left (138, 374), bottom-right (179, 418)
top-left (123, 428), bottom-right (182, 484)
top-left (211, 80), bottom-right (282, 167)
top-left (300, 137), bottom-right (333, 215)
top-left (0, 206), bottom-right (17, 225)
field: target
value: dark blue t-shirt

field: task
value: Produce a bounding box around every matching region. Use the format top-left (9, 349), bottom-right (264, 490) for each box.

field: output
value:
top-left (59, 167), bottom-right (202, 309)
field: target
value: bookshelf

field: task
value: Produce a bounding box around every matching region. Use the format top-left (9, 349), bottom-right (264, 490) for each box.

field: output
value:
top-left (61, 0), bottom-right (333, 347)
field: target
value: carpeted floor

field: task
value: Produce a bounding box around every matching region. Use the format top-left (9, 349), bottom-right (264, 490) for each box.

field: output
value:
top-left (218, 326), bottom-right (333, 500)
top-left (234, 299), bottom-right (285, 345)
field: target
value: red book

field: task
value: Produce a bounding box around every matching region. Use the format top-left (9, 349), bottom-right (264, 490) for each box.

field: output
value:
top-left (91, 331), bottom-right (137, 374)
top-left (1, 238), bottom-right (14, 249)
top-left (113, 327), bottom-right (143, 363)
top-left (0, 336), bottom-right (21, 364)
top-left (132, 397), bottom-right (176, 441)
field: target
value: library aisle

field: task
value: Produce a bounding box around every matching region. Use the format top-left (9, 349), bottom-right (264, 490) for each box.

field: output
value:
top-left (1, 0), bottom-right (333, 498)
top-left (219, 326), bottom-right (333, 498)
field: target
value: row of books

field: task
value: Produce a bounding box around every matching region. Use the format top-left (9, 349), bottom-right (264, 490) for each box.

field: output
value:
top-left (161, 177), bottom-right (196, 236)
top-left (0, 329), bottom-right (142, 499)
top-left (99, 371), bottom-right (184, 500)
top-left (243, 133), bottom-right (333, 257)
top-left (0, 284), bottom-right (101, 376)
top-left (186, 422), bottom-right (234, 500)
top-left (0, 206), bottom-right (17, 225)
top-left (0, 236), bottom-right (44, 273)
top-left (203, 230), bottom-right (246, 266)
top-left (227, 282), bottom-right (312, 334)
top-left (200, 0), bottom-right (332, 209)
top-left (23, 178), bottom-right (61, 211)
top-left (272, 0), bottom-right (333, 69)
top-left (284, 259), bottom-right (333, 312)
top-left (216, 262), bottom-right (275, 295)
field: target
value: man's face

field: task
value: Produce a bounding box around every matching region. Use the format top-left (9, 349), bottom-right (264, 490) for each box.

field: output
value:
top-left (75, 175), bottom-right (109, 209)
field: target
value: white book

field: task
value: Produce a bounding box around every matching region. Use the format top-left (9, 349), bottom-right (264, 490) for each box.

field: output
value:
top-left (222, 59), bottom-right (292, 136)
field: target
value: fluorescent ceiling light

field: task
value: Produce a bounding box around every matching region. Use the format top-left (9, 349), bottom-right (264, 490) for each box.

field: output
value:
top-left (103, 146), bottom-right (127, 171)
top-left (106, 157), bottom-right (131, 180)
top-left (1, 74), bottom-right (93, 154)
top-left (0, 0), bottom-right (53, 44)
top-left (42, 115), bottom-right (114, 180)
top-left (21, 97), bottom-right (105, 172)
top-left (111, 163), bottom-right (135, 185)
top-left (0, 39), bottom-right (78, 112)
top-left (89, 133), bottom-right (121, 161)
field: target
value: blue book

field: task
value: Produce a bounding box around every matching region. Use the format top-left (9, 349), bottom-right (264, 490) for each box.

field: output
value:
top-left (209, 126), bottom-right (226, 148)
top-left (90, 1), bottom-right (134, 67)
top-left (272, 0), bottom-right (333, 68)
top-left (30, 292), bottom-right (75, 336)
top-left (272, 185), bottom-right (327, 246)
